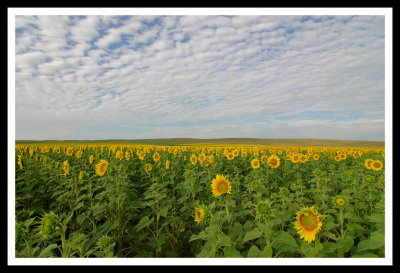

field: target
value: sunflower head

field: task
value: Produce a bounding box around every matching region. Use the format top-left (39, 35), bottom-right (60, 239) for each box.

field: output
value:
top-left (66, 147), bottom-right (74, 156)
top-left (371, 160), bottom-right (383, 171)
top-left (38, 212), bottom-right (60, 238)
top-left (268, 155), bottom-right (281, 168)
top-left (363, 175), bottom-right (374, 184)
top-left (62, 160), bottom-right (69, 176)
top-left (190, 154), bottom-right (197, 165)
top-left (145, 163), bottom-right (152, 173)
top-left (95, 159), bottom-right (109, 176)
top-left (96, 235), bottom-right (115, 254)
top-left (153, 152), bottom-right (160, 162)
top-left (78, 170), bottom-right (84, 180)
top-left (294, 206), bottom-right (322, 244)
top-left (251, 158), bottom-right (260, 169)
top-left (278, 187), bottom-right (289, 196)
top-left (292, 154), bottom-right (300, 163)
top-left (365, 158), bottom-right (374, 169)
top-left (115, 150), bottom-right (123, 160)
top-left (194, 205), bottom-right (208, 223)
top-left (201, 157), bottom-right (212, 167)
top-left (211, 174), bottom-right (232, 196)
top-left (76, 150), bottom-right (83, 159)
top-left (226, 152), bottom-right (234, 160)
top-left (255, 199), bottom-right (275, 222)
top-left (250, 180), bottom-right (261, 191)
top-left (318, 177), bottom-right (328, 186)
top-left (333, 195), bottom-right (348, 208)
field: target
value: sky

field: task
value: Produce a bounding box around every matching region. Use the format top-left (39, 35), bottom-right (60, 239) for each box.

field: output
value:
top-left (11, 10), bottom-right (388, 141)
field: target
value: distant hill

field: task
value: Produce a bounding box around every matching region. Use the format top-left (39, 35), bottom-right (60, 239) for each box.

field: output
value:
top-left (15, 138), bottom-right (385, 147)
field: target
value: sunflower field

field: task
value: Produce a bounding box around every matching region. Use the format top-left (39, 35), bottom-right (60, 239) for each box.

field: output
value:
top-left (14, 143), bottom-right (385, 258)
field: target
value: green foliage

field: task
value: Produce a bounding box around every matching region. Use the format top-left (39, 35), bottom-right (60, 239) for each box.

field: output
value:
top-left (14, 143), bottom-right (386, 258)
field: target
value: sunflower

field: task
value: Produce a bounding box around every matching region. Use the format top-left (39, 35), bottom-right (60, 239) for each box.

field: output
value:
top-left (166, 160), bottom-right (170, 169)
top-left (138, 151), bottom-right (145, 160)
top-left (17, 155), bottom-right (23, 170)
top-left (62, 160), bottom-right (69, 176)
top-left (66, 147), bottom-right (74, 156)
top-left (190, 154), bottom-right (197, 165)
top-left (226, 152), bottom-right (234, 160)
top-left (294, 206), bottom-right (322, 244)
top-left (125, 151), bottom-right (130, 160)
top-left (198, 153), bottom-right (206, 163)
top-left (371, 160), bottom-right (383, 171)
top-left (95, 159), bottom-right (109, 176)
top-left (194, 207), bottom-right (206, 223)
top-left (261, 155), bottom-right (269, 164)
top-left (313, 154), bottom-right (320, 161)
top-left (291, 154), bottom-right (300, 163)
top-left (211, 174), bottom-right (232, 196)
top-left (145, 163), bottom-right (152, 173)
top-left (363, 174), bottom-right (374, 184)
top-left (89, 155), bottom-right (94, 165)
top-left (300, 154), bottom-right (309, 163)
top-left (334, 196), bottom-right (347, 207)
top-left (153, 152), bottom-right (160, 162)
top-left (268, 155), bottom-right (280, 168)
top-left (364, 158), bottom-right (373, 169)
top-left (116, 150), bottom-right (123, 160)
top-left (251, 158), bottom-right (260, 169)
top-left (201, 157), bottom-right (211, 167)
top-left (76, 149), bottom-right (82, 159)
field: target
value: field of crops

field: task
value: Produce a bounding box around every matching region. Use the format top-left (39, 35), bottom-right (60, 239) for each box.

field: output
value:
top-left (14, 142), bottom-right (385, 258)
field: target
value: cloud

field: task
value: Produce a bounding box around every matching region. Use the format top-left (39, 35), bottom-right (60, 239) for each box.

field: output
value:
top-left (13, 14), bottom-right (386, 141)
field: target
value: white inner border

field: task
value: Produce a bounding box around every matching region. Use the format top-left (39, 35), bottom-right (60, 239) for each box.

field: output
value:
top-left (8, 7), bottom-right (393, 266)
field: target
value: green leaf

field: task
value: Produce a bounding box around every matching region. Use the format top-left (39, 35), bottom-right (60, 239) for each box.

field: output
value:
top-left (62, 213), bottom-right (74, 226)
top-left (301, 242), bottom-right (319, 257)
top-left (135, 216), bottom-right (154, 231)
top-left (366, 214), bottom-right (384, 224)
top-left (217, 232), bottom-right (231, 247)
top-left (127, 200), bottom-right (146, 209)
top-left (223, 246), bottom-right (242, 258)
top-left (352, 253), bottom-right (379, 258)
top-left (189, 231), bottom-right (207, 242)
top-left (337, 236), bottom-right (354, 252)
top-left (247, 245), bottom-right (262, 257)
top-left (261, 245), bottom-right (273, 258)
top-left (16, 192), bottom-right (33, 200)
top-left (356, 235), bottom-right (385, 253)
top-left (322, 231), bottom-right (337, 241)
top-left (159, 206), bottom-right (169, 218)
top-left (323, 242), bottom-right (342, 254)
top-left (38, 244), bottom-right (58, 257)
top-left (242, 228), bottom-right (262, 243)
top-left (276, 231), bottom-right (298, 248)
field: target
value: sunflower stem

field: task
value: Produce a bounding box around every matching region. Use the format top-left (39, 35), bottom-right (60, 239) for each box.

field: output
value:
top-left (339, 207), bottom-right (345, 240)
top-left (225, 197), bottom-right (232, 245)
